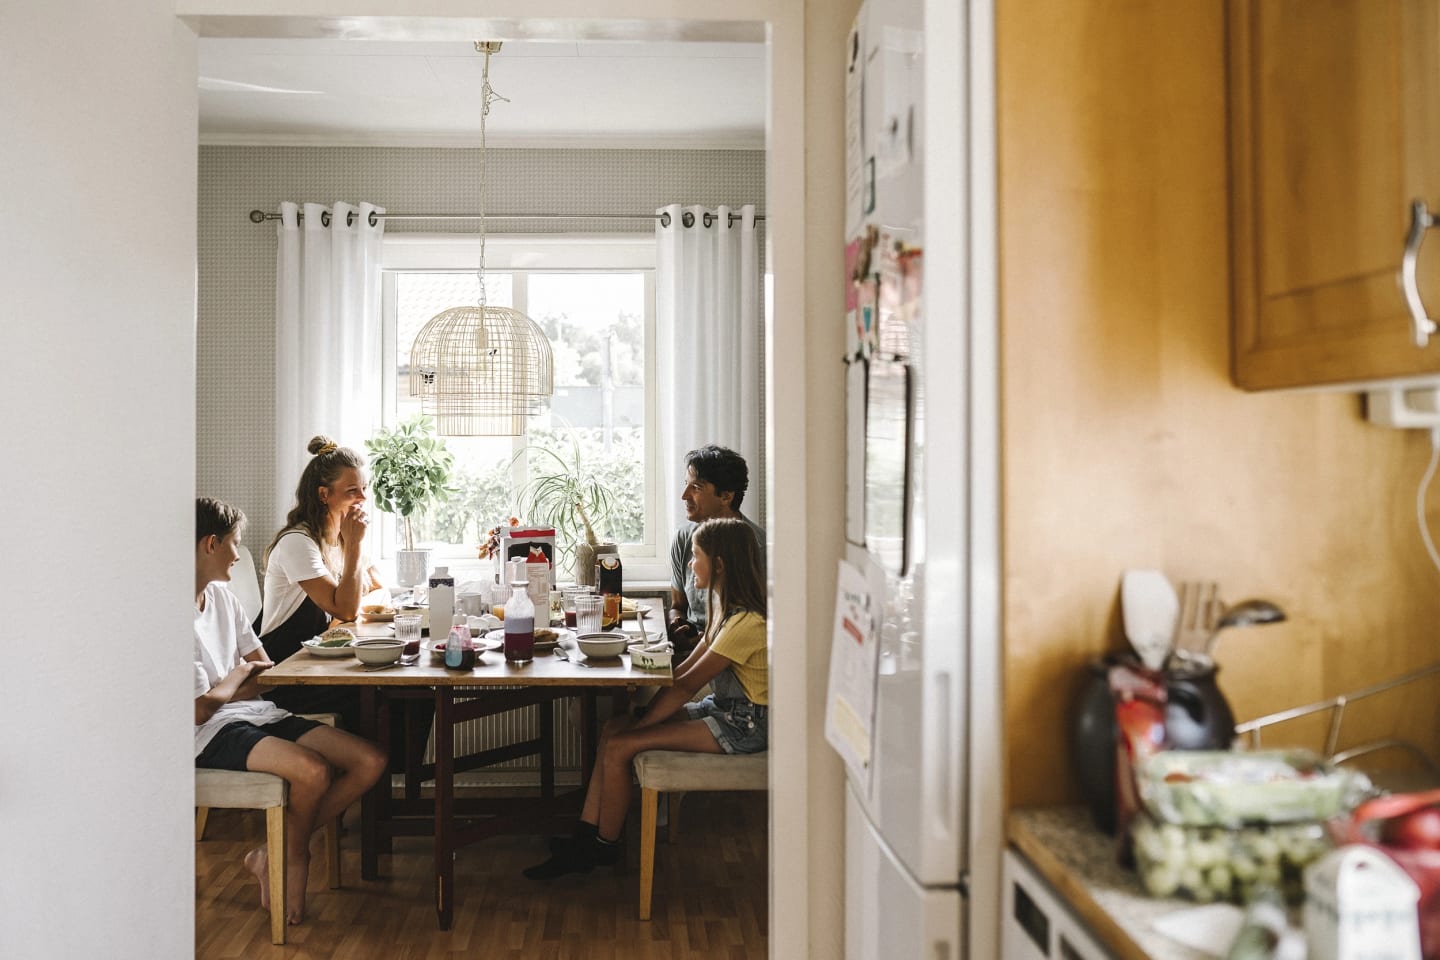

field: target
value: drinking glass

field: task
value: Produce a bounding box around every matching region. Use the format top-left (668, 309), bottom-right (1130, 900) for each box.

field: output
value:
top-left (396, 615), bottom-right (423, 656)
top-left (575, 595), bottom-right (603, 634)
top-left (562, 587), bottom-right (586, 628)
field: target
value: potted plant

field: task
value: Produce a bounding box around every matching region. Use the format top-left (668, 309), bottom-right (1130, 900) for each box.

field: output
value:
top-left (515, 428), bottom-right (618, 583)
top-left (366, 414), bottom-right (456, 586)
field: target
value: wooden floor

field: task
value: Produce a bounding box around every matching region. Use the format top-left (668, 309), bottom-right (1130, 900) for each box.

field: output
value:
top-left (195, 792), bottom-right (768, 959)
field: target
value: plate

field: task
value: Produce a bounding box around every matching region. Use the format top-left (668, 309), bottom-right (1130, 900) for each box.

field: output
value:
top-left (426, 636), bottom-right (502, 656)
top-left (483, 628), bottom-right (574, 650)
top-left (303, 637), bottom-right (356, 658)
top-left (360, 610), bottom-right (396, 623)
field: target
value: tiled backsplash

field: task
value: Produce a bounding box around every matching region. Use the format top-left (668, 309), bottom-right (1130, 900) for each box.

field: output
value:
top-left (198, 146), bottom-right (766, 552)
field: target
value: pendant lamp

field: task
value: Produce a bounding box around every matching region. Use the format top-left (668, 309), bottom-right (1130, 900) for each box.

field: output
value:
top-left (409, 42), bottom-right (553, 436)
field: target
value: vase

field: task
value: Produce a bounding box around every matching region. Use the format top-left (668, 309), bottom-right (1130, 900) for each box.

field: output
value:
top-left (396, 548), bottom-right (431, 588)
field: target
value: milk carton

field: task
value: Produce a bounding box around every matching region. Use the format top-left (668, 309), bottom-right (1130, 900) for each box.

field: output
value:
top-left (1305, 845), bottom-right (1422, 960)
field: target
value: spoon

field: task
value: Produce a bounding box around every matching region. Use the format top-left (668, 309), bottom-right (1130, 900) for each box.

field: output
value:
top-left (554, 645), bottom-right (591, 668)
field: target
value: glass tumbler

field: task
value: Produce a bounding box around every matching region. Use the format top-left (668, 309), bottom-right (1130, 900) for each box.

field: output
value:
top-left (396, 615), bottom-right (423, 657)
top-left (575, 594), bottom-right (603, 634)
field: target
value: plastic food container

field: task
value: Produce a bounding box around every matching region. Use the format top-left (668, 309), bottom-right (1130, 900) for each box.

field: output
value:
top-left (1138, 749), bottom-right (1371, 828)
top-left (1131, 814), bottom-right (1331, 904)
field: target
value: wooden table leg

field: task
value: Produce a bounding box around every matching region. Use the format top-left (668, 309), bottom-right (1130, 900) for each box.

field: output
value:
top-left (434, 688), bottom-right (454, 930)
top-left (580, 690), bottom-right (599, 786)
top-left (360, 686), bottom-right (380, 881)
top-left (540, 694), bottom-right (555, 801)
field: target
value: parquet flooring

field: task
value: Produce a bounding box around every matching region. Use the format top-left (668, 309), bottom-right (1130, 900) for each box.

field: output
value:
top-left (195, 791), bottom-right (768, 959)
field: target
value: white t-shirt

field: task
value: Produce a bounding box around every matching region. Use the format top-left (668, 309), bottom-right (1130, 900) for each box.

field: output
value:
top-left (194, 582), bottom-right (290, 757)
top-left (258, 529), bottom-right (337, 636)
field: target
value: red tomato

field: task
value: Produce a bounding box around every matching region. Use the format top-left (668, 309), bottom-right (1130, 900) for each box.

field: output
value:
top-left (1381, 805), bottom-right (1440, 850)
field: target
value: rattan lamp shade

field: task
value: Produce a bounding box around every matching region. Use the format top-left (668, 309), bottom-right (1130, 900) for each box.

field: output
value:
top-left (409, 304), bottom-right (554, 437)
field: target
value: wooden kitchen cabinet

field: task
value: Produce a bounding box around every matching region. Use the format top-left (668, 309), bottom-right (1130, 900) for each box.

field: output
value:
top-left (1229, 0), bottom-right (1440, 390)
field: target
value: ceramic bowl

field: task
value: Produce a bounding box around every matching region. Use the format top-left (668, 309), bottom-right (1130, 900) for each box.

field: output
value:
top-left (576, 632), bottom-right (628, 659)
top-left (352, 638), bottom-right (404, 665)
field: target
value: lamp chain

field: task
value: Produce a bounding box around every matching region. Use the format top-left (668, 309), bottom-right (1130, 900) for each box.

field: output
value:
top-left (476, 43), bottom-right (509, 312)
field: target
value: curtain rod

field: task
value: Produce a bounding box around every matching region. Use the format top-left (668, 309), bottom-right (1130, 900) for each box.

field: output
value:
top-left (247, 209), bottom-right (764, 228)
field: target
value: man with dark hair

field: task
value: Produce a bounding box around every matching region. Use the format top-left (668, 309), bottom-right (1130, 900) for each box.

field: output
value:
top-left (666, 445), bottom-right (766, 652)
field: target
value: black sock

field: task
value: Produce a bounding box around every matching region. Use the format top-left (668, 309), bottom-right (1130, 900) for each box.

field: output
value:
top-left (593, 833), bottom-right (621, 866)
top-left (574, 821), bottom-right (599, 842)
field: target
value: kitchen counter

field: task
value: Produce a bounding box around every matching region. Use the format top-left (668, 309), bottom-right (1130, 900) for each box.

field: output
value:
top-left (1007, 807), bottom-right (1218, 960)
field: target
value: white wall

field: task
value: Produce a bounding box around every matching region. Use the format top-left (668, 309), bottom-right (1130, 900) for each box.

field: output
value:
top-left (0, 3), bottom-right (197, 960)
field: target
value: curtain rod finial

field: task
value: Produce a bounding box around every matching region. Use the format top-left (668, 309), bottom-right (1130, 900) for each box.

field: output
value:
top-left (249, 209), bottom-right (267, 224)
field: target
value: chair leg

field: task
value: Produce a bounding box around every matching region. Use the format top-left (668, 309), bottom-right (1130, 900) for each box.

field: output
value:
top-left (639, 788), bottom-right (658, 921)
top-left (667, 792), bottom-right (684, 844)
top-left (325, 815), bottom-right (341, 889)
top-left (265, 806), bottom-right (287, 946)
top-left (194, 807), bottom-right (210, 841)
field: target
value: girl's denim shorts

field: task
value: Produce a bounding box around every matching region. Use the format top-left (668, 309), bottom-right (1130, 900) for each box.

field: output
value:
top-left (684, 694), bottom-right (768, 754)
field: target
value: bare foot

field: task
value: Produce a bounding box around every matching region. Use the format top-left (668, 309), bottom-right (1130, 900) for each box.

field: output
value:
top-left (243, 847), bottom-right (270, 911)
top-left (285, 853), bottom-right (311, 925)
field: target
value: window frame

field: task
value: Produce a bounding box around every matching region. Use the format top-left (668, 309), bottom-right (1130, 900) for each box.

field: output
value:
top-left (377, 233), bottom-right (666, 583)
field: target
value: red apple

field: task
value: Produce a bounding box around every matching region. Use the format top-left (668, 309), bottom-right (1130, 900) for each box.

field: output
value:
top-left (1381, 805), bottom-right (1440, 850)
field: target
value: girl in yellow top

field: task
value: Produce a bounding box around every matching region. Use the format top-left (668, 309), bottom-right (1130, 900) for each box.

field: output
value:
top-left (524, 516), bottom-right (767, 880)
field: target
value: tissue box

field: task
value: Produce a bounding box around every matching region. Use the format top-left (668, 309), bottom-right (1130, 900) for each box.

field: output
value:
top-left (1305, 846), bottom-right (1422, 960)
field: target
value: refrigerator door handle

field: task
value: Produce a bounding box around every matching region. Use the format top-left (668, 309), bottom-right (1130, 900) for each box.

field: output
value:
top-left (927, 669), bottom-right (959, 844)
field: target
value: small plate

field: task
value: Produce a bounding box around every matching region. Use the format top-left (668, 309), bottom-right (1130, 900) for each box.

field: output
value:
top-left (483, 627), bottom-right (574, 650)
top-left (425, 636), bottom-right (502, 656)
top-left (360, 610), bottom-right (396, 623)
top-left (303, 637), bottom-right (356, 658)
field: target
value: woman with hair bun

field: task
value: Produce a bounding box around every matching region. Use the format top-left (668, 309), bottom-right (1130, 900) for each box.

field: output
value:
top-left (257, 435), bottom-right (386, 720)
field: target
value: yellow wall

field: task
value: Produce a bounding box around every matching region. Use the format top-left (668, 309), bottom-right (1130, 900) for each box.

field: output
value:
top-left (999, 0), bottom-right (1440, 808)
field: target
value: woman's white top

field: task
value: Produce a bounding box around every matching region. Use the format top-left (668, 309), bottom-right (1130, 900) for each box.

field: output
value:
top-left (258, 529), bottom-right (337, 636)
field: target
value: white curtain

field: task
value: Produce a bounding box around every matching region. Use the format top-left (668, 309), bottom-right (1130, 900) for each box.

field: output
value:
top-left (273, 201), bottom-right (385, 521)
top-left (655, 203), bottom-right (761, 536)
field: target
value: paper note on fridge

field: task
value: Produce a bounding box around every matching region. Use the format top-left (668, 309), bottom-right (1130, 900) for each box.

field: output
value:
top-left (826, 558), bottom-right (881, 785)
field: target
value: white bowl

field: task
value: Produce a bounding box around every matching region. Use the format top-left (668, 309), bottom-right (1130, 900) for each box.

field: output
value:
top-left (352, 638), bottom-right (403, 665)
top-left (576, 632), bottom-right (628, 659)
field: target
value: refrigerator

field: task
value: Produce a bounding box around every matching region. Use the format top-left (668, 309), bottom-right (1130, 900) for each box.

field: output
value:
top-left (834, 0), bottom-right (999, 957)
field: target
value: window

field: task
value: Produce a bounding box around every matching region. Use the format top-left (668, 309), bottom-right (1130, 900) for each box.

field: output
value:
top-left (379, 236), bottom-right (663, 581)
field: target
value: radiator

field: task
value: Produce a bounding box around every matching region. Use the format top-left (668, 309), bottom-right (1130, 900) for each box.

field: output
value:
top-left (421, 694), bottom-right (589, 782)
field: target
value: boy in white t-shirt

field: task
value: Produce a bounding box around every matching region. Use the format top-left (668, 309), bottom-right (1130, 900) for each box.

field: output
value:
top-left (194, 498), bottom-right (386, 927)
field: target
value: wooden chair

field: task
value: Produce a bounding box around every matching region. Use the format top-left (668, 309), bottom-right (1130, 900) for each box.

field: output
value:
top-left (194, 713), bottom-right (342, 945)
top-left (632, 749), bottom-right (768, 921)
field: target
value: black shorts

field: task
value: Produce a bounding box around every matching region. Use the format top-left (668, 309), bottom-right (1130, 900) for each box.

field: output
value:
top-left (195, 715), bottom-right (323, 772)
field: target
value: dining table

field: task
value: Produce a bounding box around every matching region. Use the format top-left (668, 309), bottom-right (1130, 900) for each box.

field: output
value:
top-left (258, 613), bottom-right (673, 929)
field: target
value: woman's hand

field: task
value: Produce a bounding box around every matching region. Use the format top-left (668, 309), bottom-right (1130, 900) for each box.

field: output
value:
top-left (338, 505), bottom-right (368, 550)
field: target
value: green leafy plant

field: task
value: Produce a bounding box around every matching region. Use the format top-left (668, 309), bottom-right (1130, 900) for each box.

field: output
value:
top-left (365, 415), bottom-right (456, 551)
top-left (515, 426), bottom-right (619, 570)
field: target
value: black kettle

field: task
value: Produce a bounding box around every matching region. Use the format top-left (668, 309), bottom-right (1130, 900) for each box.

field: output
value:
top-left (1071, 651), bottom-right (1237, 833)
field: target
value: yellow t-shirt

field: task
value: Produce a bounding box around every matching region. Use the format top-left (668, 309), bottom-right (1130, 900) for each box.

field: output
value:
top-left (709, 610), bottom-right (768, 705)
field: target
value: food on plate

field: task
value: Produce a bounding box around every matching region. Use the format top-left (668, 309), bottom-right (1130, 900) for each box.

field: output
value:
top-left (317, 626), bottom-right (356, 647)
top-left (533, 628), bottom-right (559, 643)
top-left (362, 603), bottom-right (394, 615)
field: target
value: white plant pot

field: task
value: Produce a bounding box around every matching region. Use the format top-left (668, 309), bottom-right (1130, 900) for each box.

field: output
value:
top-left (396, 549), bottom-right (431, 588)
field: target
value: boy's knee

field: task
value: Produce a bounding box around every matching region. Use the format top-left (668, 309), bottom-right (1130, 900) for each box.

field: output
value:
top-left (290, 753), bottom-right (332, 796)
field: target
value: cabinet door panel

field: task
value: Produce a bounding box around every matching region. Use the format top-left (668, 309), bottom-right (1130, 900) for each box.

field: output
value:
top-left (1231, 0), bottom-right (1440, 389)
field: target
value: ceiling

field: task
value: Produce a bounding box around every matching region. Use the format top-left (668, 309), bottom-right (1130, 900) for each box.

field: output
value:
top-left (198, 38), bottom-right (768, 149)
